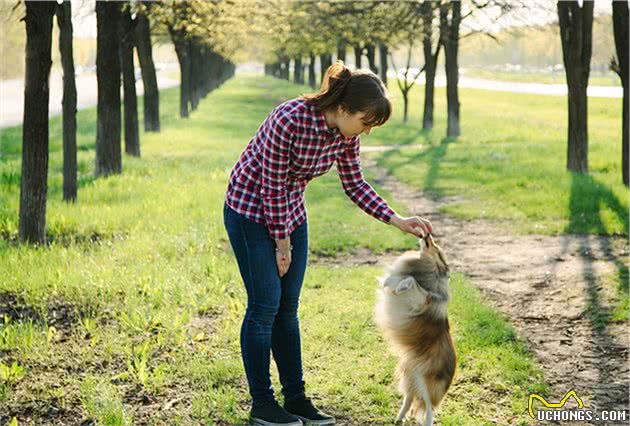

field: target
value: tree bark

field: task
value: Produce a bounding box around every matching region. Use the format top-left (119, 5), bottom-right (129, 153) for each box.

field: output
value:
top-left (56, 1), bottom-right (77, 202)
top-left (189, 40), bottom-right (200, 110)
top-left (337, 41), bottom-right (346, 63)
top-left (320, 53), bottom-right (332, 83)
top-left (366, 43), bottom-right (378, 74)
top-left (354, 45), bottom-right (362, 69)
top-left (170, 28), bottom-right (190, 118)
top-left (134, 6), bottom-right (160, 132)
top-left (440, 1), bottom-right (461, 138)
top-left (119, 5), bottom-right (140, 157)
top-left (95, 1), bottom-right (122, 177)
top-left (422, 1), bottom-right (437, 130)
top-left (612, 0), bottom-right (628, 186)
top-left (294, 56), bottom-right (303, 85)
top-left (308, 52), bottom-right (316, 88)
top-left (402, 90), bottom-right (409, 124)
top-left (558, 0), bottom-right (593, 174)
top-left (378, 42), bottom-right (388, 87)
top-left (282, 56), bottom-right (291, 80)
top-left (20, 1), bottom-right (55, 244)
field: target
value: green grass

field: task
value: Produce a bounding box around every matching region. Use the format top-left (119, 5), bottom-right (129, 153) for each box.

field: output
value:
top-left (0, 74), bottom-right (560, 424)
top-left (369, 84), bottom-right (628, 237)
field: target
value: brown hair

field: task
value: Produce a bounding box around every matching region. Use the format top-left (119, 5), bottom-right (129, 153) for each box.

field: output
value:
top-left (302, 62), bottom-right (392, 127)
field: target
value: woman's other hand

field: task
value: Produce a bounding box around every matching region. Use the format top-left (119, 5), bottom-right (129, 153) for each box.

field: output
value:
top-left (275, 239), bottom-right (292, 277)
top-left (389, 214), bottom-right (433, 238)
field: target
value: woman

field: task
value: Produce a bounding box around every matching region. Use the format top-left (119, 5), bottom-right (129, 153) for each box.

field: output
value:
top-left (223, 63), bottom-right (433, 426)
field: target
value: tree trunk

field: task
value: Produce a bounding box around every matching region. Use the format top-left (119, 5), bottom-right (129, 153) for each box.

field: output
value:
top-left (320, 53), bottom-right (332, 83)
top-left (558, 0), bottom-right (593, 173)
top-left (422, 1), bottom-right (437, 130)
top-left (282, 56), bottom-right (291, 80)
top-left (294, 56), bottom-right (302, 85)
top-left (566, 81), bottom-right (589, 172)
top-left (354, 45), bottom-right (362, 69)
top-left (378, 42), bottom-right (388, 87)
top-left (20, 1), bottom-right (55, 244)
top-left (440, 1), bottom-right (461, 138)
top-left (119, 5), bottom-right (140, 157)
top-left (308, 52), bottom-right (316, 89)
top-left (612, 0), bottom-right (629, 186)
top-left (319, 53), bottom-right (332, 82)
top-left (134, 6), bottom-right (160, 132)
top-left (56, 1), bottom-right (77, 202)
top-left (189, 41), bottom-right (200, 111)
top-left (402, 90), bottom-right (409, 124)
top-left (95, 1), bottom-right (122, 177)
top-left (170, 28), bottom-right (190, 118)
top-left (366, 43), bottom-right (378, 74)
top-left (337, 42), bottom-right (346, 63)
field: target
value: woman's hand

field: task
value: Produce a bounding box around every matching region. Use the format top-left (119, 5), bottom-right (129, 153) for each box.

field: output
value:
top-left (275, 239), bottom-right (292, 277)
top-left (389, 214), bottom-right (433, 238)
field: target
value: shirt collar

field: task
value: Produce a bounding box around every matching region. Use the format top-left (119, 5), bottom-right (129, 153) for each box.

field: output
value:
top-left (307, 101), bottom-right (356, 143)
top-left (310, 103), bottom-right (336, 135)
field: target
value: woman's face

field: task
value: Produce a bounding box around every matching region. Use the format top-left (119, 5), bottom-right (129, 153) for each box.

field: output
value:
top-left (335, 107), bottom-right (373, 139)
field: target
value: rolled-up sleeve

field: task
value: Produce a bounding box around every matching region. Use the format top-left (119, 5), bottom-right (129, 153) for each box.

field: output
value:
top-left (260, 107), bottom-right (296, 240)
top-left (336, 137), bottom-right (395, 224)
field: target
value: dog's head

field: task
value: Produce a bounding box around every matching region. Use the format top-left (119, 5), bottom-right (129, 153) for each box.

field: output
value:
top-left (378, 235), bottom-right (450, 314)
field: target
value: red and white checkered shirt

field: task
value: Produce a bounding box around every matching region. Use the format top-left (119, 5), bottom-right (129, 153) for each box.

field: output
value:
top-left (225, 98), bottom-right (395, 240)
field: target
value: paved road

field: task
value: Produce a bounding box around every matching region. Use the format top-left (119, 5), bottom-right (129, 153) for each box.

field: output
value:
top-left (0, 70), bottom-right (179, 129)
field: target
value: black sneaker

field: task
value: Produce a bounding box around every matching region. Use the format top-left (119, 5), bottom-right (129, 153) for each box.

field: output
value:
top-left (284, 397), bottom-right (335, 425)
top-left (250, 400), bottom-right (303, 426)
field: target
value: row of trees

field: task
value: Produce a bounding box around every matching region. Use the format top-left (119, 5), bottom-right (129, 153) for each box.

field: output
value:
top-left (14, 0), bottom-right (630, 245)
top-left (19, 0), bottom-right (236, 244)
top-left (259, 0), bottom-right (628, 186)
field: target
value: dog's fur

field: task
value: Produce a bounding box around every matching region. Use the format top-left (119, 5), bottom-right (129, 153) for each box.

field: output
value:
top-left (374, 235), bottom-right (456, 426)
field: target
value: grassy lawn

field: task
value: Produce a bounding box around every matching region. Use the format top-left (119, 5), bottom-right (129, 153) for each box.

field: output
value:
top-left (370, 83), bottom-right (628, 238)
top-left (0, 74), bottom-right (554, 424)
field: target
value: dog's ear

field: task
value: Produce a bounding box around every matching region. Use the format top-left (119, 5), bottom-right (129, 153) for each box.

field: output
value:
top-left (394, 276), bottom-right (417, 295)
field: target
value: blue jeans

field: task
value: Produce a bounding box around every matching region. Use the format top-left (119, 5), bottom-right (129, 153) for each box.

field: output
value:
top-left (223, 203), bottom-right (308, 407)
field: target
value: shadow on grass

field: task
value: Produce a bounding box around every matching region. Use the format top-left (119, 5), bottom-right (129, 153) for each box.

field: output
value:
top-left (560, 172), bottom-right (629, 411)
top-left (379, 135), bottom-right (456, 199)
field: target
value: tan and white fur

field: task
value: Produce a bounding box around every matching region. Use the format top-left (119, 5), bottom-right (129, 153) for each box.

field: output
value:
top-left (374, 235), bottom-right (456, 426)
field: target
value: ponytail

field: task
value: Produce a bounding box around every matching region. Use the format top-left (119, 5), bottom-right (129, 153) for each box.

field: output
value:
top-left (303, 61), bottom-right (392, 127)
top-left (303, 62), bottom-right (352, 112)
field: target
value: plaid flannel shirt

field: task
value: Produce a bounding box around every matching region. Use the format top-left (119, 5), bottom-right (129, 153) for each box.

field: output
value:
top-left (225, 98), bottom-right (395, 240)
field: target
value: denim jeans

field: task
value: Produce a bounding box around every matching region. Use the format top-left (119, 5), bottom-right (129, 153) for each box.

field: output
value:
top-left (223, 203), bottom-right (308, 407)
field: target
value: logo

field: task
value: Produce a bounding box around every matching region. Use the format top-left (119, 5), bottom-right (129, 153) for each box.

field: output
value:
top-left (528, 389), bottom-right (584, 419)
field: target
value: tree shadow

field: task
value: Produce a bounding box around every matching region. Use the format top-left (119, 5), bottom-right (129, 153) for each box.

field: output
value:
top-left (560, 172), bottom-right (629, 411)
top-left (565, 173), bottom-right (628, 236)
top-left (378, 134), bottom-right (456, 199)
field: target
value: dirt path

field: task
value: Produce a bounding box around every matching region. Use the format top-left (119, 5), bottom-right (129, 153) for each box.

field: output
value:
top-left (319, 156), bottom-right (629, 423)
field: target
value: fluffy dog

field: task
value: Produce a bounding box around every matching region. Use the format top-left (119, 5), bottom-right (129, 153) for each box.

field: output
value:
top-left (374, 235), bottom-right (456, 426)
